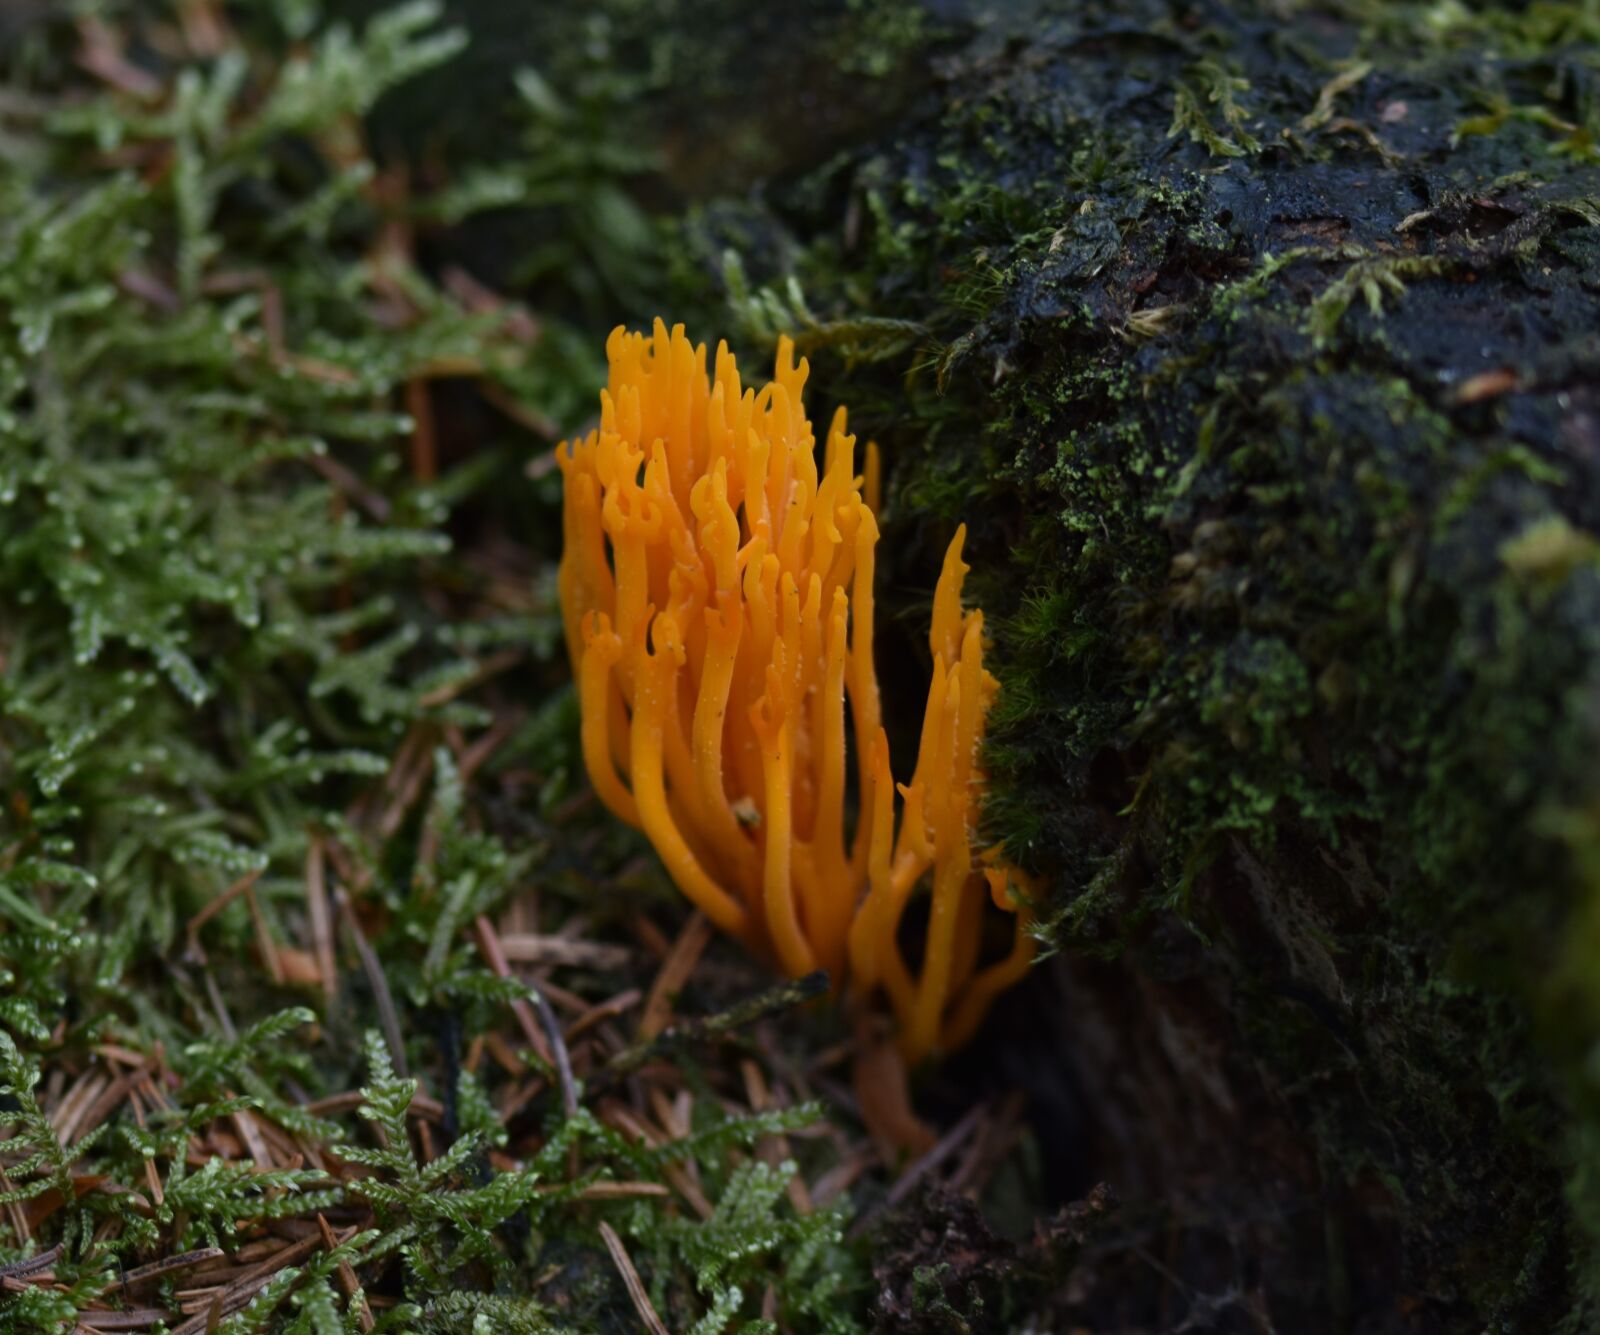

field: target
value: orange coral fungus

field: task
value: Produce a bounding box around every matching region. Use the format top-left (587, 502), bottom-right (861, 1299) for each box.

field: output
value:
top-left (556, 321), bottom-right (1034, 1062)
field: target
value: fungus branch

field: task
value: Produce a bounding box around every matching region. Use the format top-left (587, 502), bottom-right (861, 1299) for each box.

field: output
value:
top-left (557, 321), bottom-right (1036, 1061)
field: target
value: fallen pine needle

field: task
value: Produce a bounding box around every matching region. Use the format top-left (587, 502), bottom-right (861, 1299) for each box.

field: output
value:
top-left (638, 913), bottom-right (713, 1041)
top-left (599, 1222), bottom-right (671, 1335)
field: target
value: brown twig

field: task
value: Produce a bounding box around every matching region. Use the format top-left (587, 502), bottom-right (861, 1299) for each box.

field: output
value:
top-left (529, 983), bottom-right (578, 1122)
top-left (113, 1249), bottom-right (225, 1291)
top-left (75, 1309), bottom-right (177, 1330)
top-left (495, 935), bottom-right (632, 970)
top-left (203, 971), bottom-right (237, 1043)
top-left (0, 1245), bottom-right (63, 1280)
top-left (566, 1182), bottom-right (669, 1200)
top-left (246, 882), bottom-right (283, 986)
top-left (472, 915), bottom-right (553, 1065)
top-left (231, 1108), bottom-right (274, 1170)
top-left (0, 1166), bottom-right (31, 1242)
top-left (374, 732), bottom-right (436, 841)
top-left (184, 870), bottom-right (264, 963)
top-left (563, 989), bottom-right (642, 1043)
top-left (599, 1222), bottom-right (671, 1335)
top-left (317, 1213), bottom-right (372, 1333)
top-left (50, 1069), bottom-right (110, 1146)
top-left (334, 890), bottom-right (406, 1076)
top-left (481, 1032), bottom-right (527, 1077)
top-left (72, 1061), bottom-right (152, 1151)
top-left (638, 913), bottom-right (713, 1041)
top-left (171, 1229), bottom-right (338, 1335)
top-left (126, 1086), bottom-right (165, 1206)
top-left (602, 1103), bottom-right (713, 1220)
